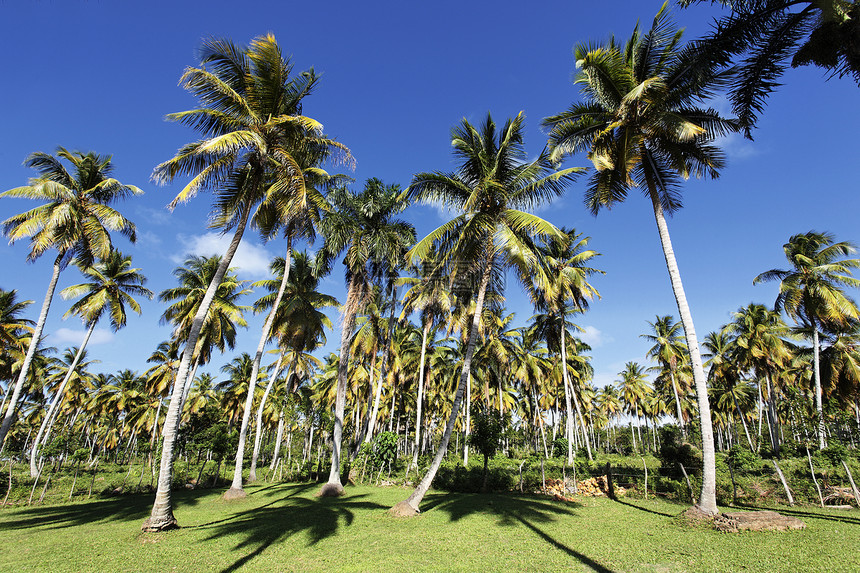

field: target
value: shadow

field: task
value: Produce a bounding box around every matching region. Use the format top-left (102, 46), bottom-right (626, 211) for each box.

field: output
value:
top-left (0, 488), bottom-right (211, 532)
top-left (612, 497), bottom-right (677, 518)
top-left (193, 487), bottom-right (387, 573)
top-left (737, 503), bottom-right (860, 526)
top-left (424, 492), bottom-right (613, 573)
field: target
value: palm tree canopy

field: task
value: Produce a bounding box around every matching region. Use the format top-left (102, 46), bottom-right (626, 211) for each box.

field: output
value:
top-left (2, 147), bottom-right (141, 267)
top-left (542, 4), bottom-right (739, 215)
top-left (0, 289), bottom-right (34, 355)
top-left (61, 250), bottom-right (153, 331)
top-left (754, 231), bottom-right (860, 331)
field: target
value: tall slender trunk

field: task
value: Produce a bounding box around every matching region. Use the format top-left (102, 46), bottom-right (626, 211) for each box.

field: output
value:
top-left (561, 325), bottom-right (592, 461)
top-left (812, 327), bottom-right (826, 449)
top-left (732, 389), bottom-right (755, 452)
top-left (669, 368), bottom-right (686, 438)
top-left (0, 254), bottom-right (63, 447)
top-left (464, 372), bottom-right (471, 465)
top-left (250, 355), bottom-right (284, 481)
top-left (322, 278), bottom-right (358, 495)
top-left (270, 409), bottom-right (286, 471)
top-left (411, 320), bottom-right (431, 469)
top-left (142, 206), bottom-right (250, 532)
top-left (365, 287), bottom-right (398, 444)
top-left (647, 182), bottom-right (717, 515)
top-left (395, 258), bottom-right (491, 514)
top-left (30, 321), bottom-right (97, 477)
top-left (229, 241), bottom-right (293, 495)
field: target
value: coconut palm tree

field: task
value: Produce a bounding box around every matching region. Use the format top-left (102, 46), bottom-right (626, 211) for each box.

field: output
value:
top-left (316, 178), bottom-right (415, 496)
top-left (0, 289), bottom-right (34, 358)
top-left (391, 111), bottom-right (583, 515)
top-left (247, 251), bottom-right (337, 481)
top-left (1, 148), bottom-right (140, 448)
top-left (703, 330), bottom-right (755, 451)
top-left (29, 250), bottom-right (151, 475)
top-left (754, 231), bottom-right (860, 448)
top-left (143, 33), bottom-right (349, 530)
top-left (679, 0), bottom-right (860, 136)
top-left (617, 362), bottom-right (651, 452)
top-left (642, 315), bottom-right (689, 437)
top-left (542, 5), bottom-right (740, 514)
top-left (529, 228), bottom-right (602, 462)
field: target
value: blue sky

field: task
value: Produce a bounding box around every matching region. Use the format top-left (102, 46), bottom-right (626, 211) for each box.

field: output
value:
top-left (1, 0), bottom-right (858, 390)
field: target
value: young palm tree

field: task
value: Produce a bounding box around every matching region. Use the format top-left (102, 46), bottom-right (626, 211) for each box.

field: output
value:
top-left (316, 178), bottom-right (415, 496)
top-left (542, 5), bottom-right (740, 515)
top-left (754, 231), bottom-right (860, 448)
top-left (530, 228), bottom-right (602, 462)
top-left (391, 111), bottom-right (582, 515)
top-left (1, 148), bottom-right (140, 448)
top-left (29, 250), bottom-right (151, 476)
top-left (642, 315), bottom-right (689, 438)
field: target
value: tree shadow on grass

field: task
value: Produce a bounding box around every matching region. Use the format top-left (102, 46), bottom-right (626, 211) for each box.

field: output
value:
top-left (424, 492), bottom-right (615, 573)
top-left (737, 502), bottom-right (860, 526)
top-left (192, 486), bottom-right (387, 573)
top-left (0, 488), bottom-right (211, 532)
top-left (611, 497), bottom-right (677, 518)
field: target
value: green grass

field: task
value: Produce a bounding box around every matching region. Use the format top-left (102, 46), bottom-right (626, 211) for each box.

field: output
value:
top-left (1, 483), bottom-right (858, 572)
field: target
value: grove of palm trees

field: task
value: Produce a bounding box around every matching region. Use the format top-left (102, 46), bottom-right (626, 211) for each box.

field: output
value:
top-left (1, 1), bottom-right (859, 571)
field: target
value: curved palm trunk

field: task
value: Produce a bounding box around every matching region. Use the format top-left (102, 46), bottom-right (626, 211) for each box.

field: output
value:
top-left (812, 327), bottom-right (826, 449)
top-left (142, 206), bottom-right (250, 532)
top-left (322, 278), bottom-right (358, 495)
top-left (269, 409), bottom-right (286, 471)
top-left (229, 241), bottom-right (293, 494)
top-left (0, 254), bottom-right (63, 447)
top-left (560, 325), bottom-right (592, 461)
top-left (395, 260), bottom-right (491, 513)
top-left (731, 389), bottom-right (755, 452)
top-left (411, 320), bottom-right (431, 469)
top-left (30, 321), bottom-right (97, 477)
top-left (250, 355), bottom-right (284, 481)
top-left (648, 185), bottom-right (718, 515)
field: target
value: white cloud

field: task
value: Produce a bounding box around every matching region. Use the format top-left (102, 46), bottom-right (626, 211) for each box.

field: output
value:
top-left (578, 325), bottom-right (612, 348)
top-left (136, 206), bottom-right (173, 226)
top-left (172, 233), bottom-right (274, 278)
top-left (52, 328), bottom-right (113, 346)
top-left (716, 132), bottom-right (761, 161)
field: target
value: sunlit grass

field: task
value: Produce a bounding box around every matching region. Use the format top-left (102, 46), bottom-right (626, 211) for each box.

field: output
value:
top-left (1, 482), bottom-right (857, 572)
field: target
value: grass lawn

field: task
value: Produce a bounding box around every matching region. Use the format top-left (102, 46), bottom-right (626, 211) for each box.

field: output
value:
top-left (0, 483), bottom-right (857, 572)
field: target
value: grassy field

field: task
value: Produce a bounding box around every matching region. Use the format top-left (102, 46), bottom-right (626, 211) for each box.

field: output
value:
top-left (0, 483), bottom-right (858, 572)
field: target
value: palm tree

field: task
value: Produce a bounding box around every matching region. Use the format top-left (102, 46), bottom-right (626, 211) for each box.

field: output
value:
top-left (391, 111), bottom-right (582, 515)
top-left (29, 250), bottom-right (151, 475)
top-left (703, 330), bottom-right (755, 451)
top-left (642, 315), bottom-right (689, 437)
top-left (1, 148), bottom-right (140, 448)
top-left (542, 5), bottom-right (740, 515)
top-left (316, 178), bottom-right (416, 496)
top-left (248, 251), bottom-right (336, 481)
top-left (724, 303), bottom-right (793, 452)
top-left (679, 0), bottom-right (860, 136)
top-left (530, 228), bottom-right (602, 462)
top-left (143, 33), bottom-right (349, 530)
top-left (0, 289), bottom-right (34, 357)
top-left (754, 231), bottom-right (860, 448)
top-left (617, 362), bottom-right (651, 452)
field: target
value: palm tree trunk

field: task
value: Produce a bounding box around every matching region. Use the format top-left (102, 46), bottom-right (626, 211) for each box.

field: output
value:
top-left (670, 368), bottom-right (686, 438)
top-left (142, 205), bottom-right (250, 532)
top-left (230, 241), bottom-right (293, 495)
top-left (464, 371), bottom-right (471, 465)
top-left (322, 278), bottom-right (358, 495)
top-left (411, 320), bottom-right (431, 470)
top-left (394, 258), bottom-right (492, 514)
top-left (270, 409), bottom-right (286, 471)
top-left (561, 325), bottom-right (592, 461)
top-left (812, 327), bottom-right (826, 449)
top-left (365, 287), bottom-right (399, 444)
top-left (0, 254), bottom-right (63, 447)
top-left (30, 321), bottom-right (97, 477)
top-left (732, 390), bottom-right (755, 452)
top-left (647, 183), bottom-right (717, 515)
top-left (250, 355), bottom-right (284, 481)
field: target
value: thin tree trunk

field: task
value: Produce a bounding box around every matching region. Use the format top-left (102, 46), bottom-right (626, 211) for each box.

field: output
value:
top-left (647, 182), bottom-right (717, 515)
top-left (30, 321), bottom-right (97, 477)
top-left (250, 355), bottom-right (284, 482)
top-left (560, 327), bottom-right (575, 465)
top-left (464, 372), bottom-right (471, 465)
top-left (813, 327), bottom-right (826, 449)
top-left (270, 409), bottom-right (286, 470)
top-left (143, 206), bottom-right (250, 532)
top-left (670, 368), bottom-right (686, 438)
top-left (364, 286), bottom-right (398, 444)
top-left (773, 459), bottom-right (794, 506)
top-left (229, 242), bottom-right (293, 495)
top-left (0, 254), bottom-right (63, 447)
top-left (411, 320), bottom-right (431, 470)
top-left (732, 389), bottom-right (755, 452)
top-left (395, 258), bottom-right (491, 514)
top-left (322, 278), bottom-right (358, 495)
